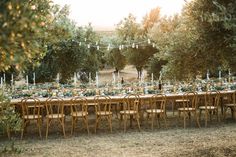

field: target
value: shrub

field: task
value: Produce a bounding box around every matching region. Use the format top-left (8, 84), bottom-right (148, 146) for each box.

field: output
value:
top-left (0, 90), bottom-right (22, 139)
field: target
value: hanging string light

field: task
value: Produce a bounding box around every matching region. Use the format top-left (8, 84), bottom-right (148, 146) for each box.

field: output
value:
top-left (75, 38), bottom-right (156, 52)
top-left (119, 45), bottom-right (122, 50)
top-left (152, 43), bottom-right (155, 48)
top-left (132, 43), bottom-right (135, 48)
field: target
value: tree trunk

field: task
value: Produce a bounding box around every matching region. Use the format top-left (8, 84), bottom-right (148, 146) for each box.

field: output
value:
top-left (136, 67), bottom-right (142, 79)
top-left (115, 67), bottom-right (119, 73)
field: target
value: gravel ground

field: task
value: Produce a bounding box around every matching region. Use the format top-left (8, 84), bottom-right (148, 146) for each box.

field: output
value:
top-left (1, 113), bottom-right (236, 157)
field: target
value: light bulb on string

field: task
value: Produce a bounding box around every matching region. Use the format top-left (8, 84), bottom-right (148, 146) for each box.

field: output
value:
top-left (119, 45), bottom-right (122, 50)
top-left (97, 46), bottom-right (100, 50)
top-left (84, 38), bottom-right (87, 42)
top-left (121, 45), bottom-right (124, 49)
top-left (135, 45), bottom-right (139, 49)
top-left (148, 39), bottom-right (151, 44)
top-left (152, 43), bottom-right (155, 48)
top-left (79, 42), bottom-right (82, 46)
top-left (107, 44), bottom-right (110, 51)
top-left (87, 44), bottom-right (90, 49)
top-left (132, 43), bottom-right (135, 48)
top-left (96, 41), bottom-right (98, 45)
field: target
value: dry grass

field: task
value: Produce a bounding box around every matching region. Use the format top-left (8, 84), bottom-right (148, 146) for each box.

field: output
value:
top-left (1, 113), bottom-right (236, 157)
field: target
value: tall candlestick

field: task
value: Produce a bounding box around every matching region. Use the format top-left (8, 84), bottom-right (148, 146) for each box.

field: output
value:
top-left (74, 72), bottom-right (77, 86)
top-left (219, 70), bottom-right (221, 80)
top-left (159, 71), bottom-right (162, 81)
top-left (112, 72), bottom-right (116, 84)
top-left (56, 73), bottom-right (60, 86)
top-left (96, 72), bottom-right (99, 87)
top-left (207, 70), bottom-right (209, 80)
top-left (0, 77), bottom-right (2, 88)
top-left (3, 73), bottom-right (5, 83)
top-left (33, 72), bottom-right (36, 86)
top-left (89, 72), bottom-right (91, 85)
top-left (26, 75), bottom-right (29, 89)
top-left (117, 71), bottom-right (120, 81)
top-left (151, 73), bottom-right (154, 85)
top-left (11, 74), bottom-right (14, 90)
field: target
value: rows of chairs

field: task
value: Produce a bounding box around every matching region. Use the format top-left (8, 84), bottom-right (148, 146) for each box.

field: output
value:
top-left (19, 91), bottom-right (236, 139)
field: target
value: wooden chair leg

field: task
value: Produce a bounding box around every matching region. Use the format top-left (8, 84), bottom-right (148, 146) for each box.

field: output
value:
top-left (61, 118), bottom-right (66, 138)
top-left (46, 118), bottom-right (49, 140)
top-left (94, 116), bottom-right (98, 133)
top-left (157, 114), bottom-right (161, 128)
top-left (205, 111), bottom-right (208, 127)
top-left (124, 115), bottom-right (127, 132)
top-left (136, 115), bottom-right (141, 131)
top-left (151, 114), bottom-right (154, 130)
top-left (71, 117), bottom-right (74, 135)
top-left (108, 116), bottom-right (112, 133)
top-left (84, 116), bottom-right (90, 135)
top-left (217, 110), bottom-right (220, 123)
top-left (38, 119), bottom-right (42, 139)
top-left (21, 121), bottom-right (25, 140)
top-left (223, 107), bottom-right (227, 120)
top-left (183, 113), bottom-right (186, 129)
top-left (195, 112), bottom-right (201, 128)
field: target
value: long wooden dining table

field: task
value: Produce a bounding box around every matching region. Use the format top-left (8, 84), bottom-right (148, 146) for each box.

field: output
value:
top-left (10, 90), bottom-right (235, 109)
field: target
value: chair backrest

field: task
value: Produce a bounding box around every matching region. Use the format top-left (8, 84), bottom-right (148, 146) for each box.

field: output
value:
top-left (45, 97), bottom-right (64, 116)
top-left (149, 94), bottom-right (166, 111)
top-left (123, 94), bottom-right (140, 111)
top-left (182, 92), bottom-right (198, 109)
top-left (21, 97), bottom-right (41, 119)
top-left (233, 91), bottom-right (236, 105)
top-left (204, 91), bottom-right (220, 107)
top-left (71, 97), bottom-right (87, 116)
top-left (94, 95), bottom-right (111, 114)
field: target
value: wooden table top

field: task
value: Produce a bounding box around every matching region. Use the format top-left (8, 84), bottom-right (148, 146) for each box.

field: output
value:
top-left (10, 90), bottom-right (235, 105)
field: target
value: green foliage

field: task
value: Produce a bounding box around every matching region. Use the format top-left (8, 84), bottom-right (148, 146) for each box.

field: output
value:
top-left (0, 90), bottom-right (22, 137)
top-left (24, 7), bottom-right (101, 83)
top-left (0, 0), bottom-right (52, 71)
top-left (106, 48), bottom-right (126, 72)
top-left (1, 141), bottom-right (23, 155)
top-left (147, 54), bottom-right (167, 80)
top-left (149, 0), bottom-right (236, 80)
top-left (116, 13), bottom-right (158, 77)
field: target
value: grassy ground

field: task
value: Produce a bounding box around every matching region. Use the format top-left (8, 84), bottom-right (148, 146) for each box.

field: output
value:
top-left (0, 113), bottom-right (236, 157)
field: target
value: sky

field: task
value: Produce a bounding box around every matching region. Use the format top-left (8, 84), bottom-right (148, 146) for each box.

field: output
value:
top-left (53, 0), bottom-right (186, 29)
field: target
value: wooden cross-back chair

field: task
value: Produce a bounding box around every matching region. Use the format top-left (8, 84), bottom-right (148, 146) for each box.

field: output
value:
top-left (94, 95), bottom-right (113, 133)
top-left (20, 97), bottom-right (43, 139)
top-left (224, 91), bottom-right (236, 120)
top-left (45, 97), bottom-right (65, 139)
top-left (70, 97), bottom-right (89, 135)
top-left (199, 91), bottom-right (220, 127)
top-left (120, 94), bottom-right (141, 132)
top-left (146, 94), bottom-right (167, 130)
top-left (177, 92), bottom-right (200, 128)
